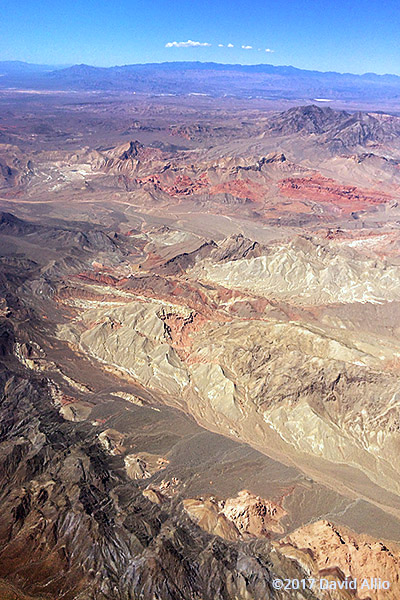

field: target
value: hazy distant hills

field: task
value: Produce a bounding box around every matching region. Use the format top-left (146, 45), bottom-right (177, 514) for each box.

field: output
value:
top-left (0, 60), bottom-right (69, 75)
top-left (2, 60), bottom-right (400, 101)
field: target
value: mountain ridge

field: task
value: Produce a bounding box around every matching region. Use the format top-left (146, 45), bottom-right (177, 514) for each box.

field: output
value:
top-left (2, 60), bottom-right (400, 80)
top-left (3, 60), bottom-right (400, 101)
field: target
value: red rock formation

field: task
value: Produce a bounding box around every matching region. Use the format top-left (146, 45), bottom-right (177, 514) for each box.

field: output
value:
top-left (279, 175), bottom-right (391, 214)
top-left (209, 178), bottom-right (266, 202)
top-left (74, 271), bottom-right (119, 286)
top-left (281, 520), bottom-right (400, 600)
top-left (160, 310), bottom-right (209, 359)
top-left (163, 173), bottom-right (210, 196)
top-left (183, 490), bottom-right (287, 542)
top-left (221, 489), bottom-right (287, 537)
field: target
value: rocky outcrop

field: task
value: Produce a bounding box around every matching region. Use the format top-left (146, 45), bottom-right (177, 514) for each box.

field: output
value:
top-left (184, 490), bottom-right (287, 541)
top-left (124, 452), bottom-right (168, 480)
top-left (221, 490), bottom-right (287, 537)
top-left (280, 520), bottom-right (400, 600)
top-left (190, 235), bottom-right (400, 304)
top-left (266, 105), bottom-right (400, 149)
top-left (0, 323), bottom-right (346, 600)
top-left (183, 498), bottom-right (241, 541)
top-left (279, 175), bottom-right (391, 214)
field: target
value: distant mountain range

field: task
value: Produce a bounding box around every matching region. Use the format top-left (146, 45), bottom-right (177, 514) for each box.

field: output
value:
top-left (0, 60), bottom-right (70, 74)
top-left (2, 60), bottom-right (400, 101)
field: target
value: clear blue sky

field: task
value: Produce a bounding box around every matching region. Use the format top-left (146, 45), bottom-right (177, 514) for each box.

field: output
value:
top-left (1, 0), bottom-right (400, 74)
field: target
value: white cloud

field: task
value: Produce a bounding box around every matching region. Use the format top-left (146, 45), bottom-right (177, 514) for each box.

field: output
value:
top-left (165, 40), bottom-right (211, 48)
top-left (241, 45), bottom-right (253, 50)
top-left (265, 48), bottom-right (274, 53)
top-left (218, 44), bottom-right (224, 47)
top-left (227, 43), bottom-right (234, 48)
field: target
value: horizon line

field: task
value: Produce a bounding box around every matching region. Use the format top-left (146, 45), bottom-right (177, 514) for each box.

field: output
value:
top-left (1, 59), bottom-right (400, 79)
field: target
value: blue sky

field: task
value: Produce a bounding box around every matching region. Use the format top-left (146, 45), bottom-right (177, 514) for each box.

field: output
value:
top-left (1, 0), bottom-right (400, 74)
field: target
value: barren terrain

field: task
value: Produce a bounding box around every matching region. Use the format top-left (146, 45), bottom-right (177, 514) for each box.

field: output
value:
top-left (1, 86), bottom-right (400, 599)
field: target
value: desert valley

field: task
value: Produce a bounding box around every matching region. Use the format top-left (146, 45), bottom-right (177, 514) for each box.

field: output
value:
top-left (1, 61), bottom-right (400, 599)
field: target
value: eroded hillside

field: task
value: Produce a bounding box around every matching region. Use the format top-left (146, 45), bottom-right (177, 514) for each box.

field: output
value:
top-left (1, 92), bottom-right (400, 599)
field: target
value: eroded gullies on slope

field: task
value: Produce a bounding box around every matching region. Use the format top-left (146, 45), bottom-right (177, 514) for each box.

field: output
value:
top-left (1, 214), bottom-right (398, 545)
top-left (2, 94), bottom-right (400, 598)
